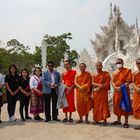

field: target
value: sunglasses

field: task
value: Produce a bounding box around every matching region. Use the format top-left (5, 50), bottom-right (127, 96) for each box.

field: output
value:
top-left (48, 65), bottom-right (54, 67)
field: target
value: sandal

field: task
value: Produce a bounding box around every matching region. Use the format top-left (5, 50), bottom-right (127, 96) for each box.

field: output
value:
top-left (69, 118), bottom-right (73, 122)
top-left (76, 120), bottom-right (83, 124)
top-left (123, 123), bottom-right (129, 128)
top-left (92, 121), bottom-right (99, 125)
top-left (85, 120), bottom-right (90, 124)
top-left (111, 121), bottom-right (121, 125)
top-left (102, 122), bottom-right (108, 126)
top-left (62, 118), bottom-right (68, 122)
top-left (134, 125), bottom-right (140, 130)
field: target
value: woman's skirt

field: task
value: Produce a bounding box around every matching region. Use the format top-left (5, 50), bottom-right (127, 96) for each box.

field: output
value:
top-left (30, 93), bottom-right (44, 115)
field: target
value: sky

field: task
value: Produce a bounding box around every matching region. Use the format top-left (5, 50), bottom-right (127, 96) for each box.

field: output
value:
top-left (0, 0), bottom-right (140, 55)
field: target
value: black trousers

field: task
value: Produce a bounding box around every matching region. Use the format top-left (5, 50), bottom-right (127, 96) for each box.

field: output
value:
top-left (43, 89), bottom-right (58, 120)
top-left (19, 94), bottom-right (30, 119)
top-left (6, 92), bottom-right (18, 118)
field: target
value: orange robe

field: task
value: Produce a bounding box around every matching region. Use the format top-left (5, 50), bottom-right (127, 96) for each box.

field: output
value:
top-left (133, 71), bottom-right (140, 119)
top-left (76, 72), bottom-right (92, 117)
top-left (112, 67), bottom-right (133, 116)
top-left (93, 71), bottom-right (111, 122)
top-left (63, 70), bottom-right (76, 113)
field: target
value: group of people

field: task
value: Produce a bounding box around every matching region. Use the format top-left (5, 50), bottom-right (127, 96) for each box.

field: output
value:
top-left (0, 58), bottom-right (140, 130)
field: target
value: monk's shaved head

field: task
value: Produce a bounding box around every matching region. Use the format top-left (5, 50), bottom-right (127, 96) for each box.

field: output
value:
top-left (79, 63), bottom-right (86, 67)
top-left (136, 58), bottom-right (140, 64)
top-left (96, 61), bottom-right (102, 66)
top-left (95, 61), bottom-right (103, 72)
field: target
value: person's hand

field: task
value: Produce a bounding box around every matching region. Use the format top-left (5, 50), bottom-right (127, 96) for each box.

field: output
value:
top-left (136, 87), bottom-right (140, 94)
top-left (50, 84), bottom-right (54, 88)
top-left (38, 91), bottom-right (43, 96)
top-left (14, 90), bottom-right (18, 95)
top-left (26, 92), bottom-right (31, 97)
top-left (10, 91), bottom-right (15, 96)
top-left (98, 84), bottom-right (103, 89)
top-left (53, 84), bottom-right (58, 88)
top-left (93, 87), bottom-right (100, 92)
top-left (115, 87), bottom-right (121, 92)
top-left (66, 87), bottom-right (71, 95)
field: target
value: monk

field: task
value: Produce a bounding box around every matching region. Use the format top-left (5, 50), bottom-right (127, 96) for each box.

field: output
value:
top-left (92, 62), bottom-right (111, 125)
top-left (61, 60), bottom-right (76, 122)
top-left (133, 58), bottom-right (140, 130)
top-left (112, 58), bottom-right (133, 128)
top-left (75, 63), bottom-right (92, 124)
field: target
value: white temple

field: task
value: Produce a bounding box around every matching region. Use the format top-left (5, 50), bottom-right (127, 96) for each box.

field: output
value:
top-left (91, 3), bottom-right (140, 72)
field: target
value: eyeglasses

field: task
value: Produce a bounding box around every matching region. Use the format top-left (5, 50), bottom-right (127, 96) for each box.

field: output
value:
top-left (48, 65), bottom-right (54, 67)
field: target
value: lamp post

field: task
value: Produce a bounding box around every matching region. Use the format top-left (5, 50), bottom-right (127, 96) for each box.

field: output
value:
top-left (41, 37), bottom-right (47, 71)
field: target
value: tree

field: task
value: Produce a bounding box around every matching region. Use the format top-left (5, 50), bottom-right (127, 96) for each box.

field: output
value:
top-left (42, 33), bottom-right (78, 67)
top-left (7, 39), bottom-right (30, 55)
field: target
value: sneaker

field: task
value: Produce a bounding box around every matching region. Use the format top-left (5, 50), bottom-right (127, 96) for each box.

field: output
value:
top-left (9, 116), bottom-right (17, 122)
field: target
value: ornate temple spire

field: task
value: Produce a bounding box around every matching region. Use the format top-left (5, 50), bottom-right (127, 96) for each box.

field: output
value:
top-left (115, 24), bottom-right (119, 51)
top-left (136, 16), bottom-right (139, 33)
top-left (109, 2), bottom-right (113, 20)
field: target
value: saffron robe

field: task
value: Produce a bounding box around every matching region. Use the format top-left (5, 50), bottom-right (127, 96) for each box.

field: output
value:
top-left (112, 67), bottom-right (133, 116)
top-left (63, 70), bottom-right (76, 113)
top-left (93, 71), bottom-right (111, 122)
top-left (76, 72), bottom-right (92, 117)
top-left (133, 71), bottom-right (140, 119)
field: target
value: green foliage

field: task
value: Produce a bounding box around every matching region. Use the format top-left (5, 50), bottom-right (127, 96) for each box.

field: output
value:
top-left (43, 33), bottom-right (78, 67)
top-left (0, 33), bottom-right (78, 74)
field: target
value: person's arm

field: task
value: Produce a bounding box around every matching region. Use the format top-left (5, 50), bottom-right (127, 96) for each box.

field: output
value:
top-left (5, 75), bottom-right (15, 96)
top-left (74, 74), bottom-right (81, 89)
top-left (5, 82), bottom-right (14, 96)
top-left (111, 73), bottom-right (120, 91)
top-left (18, 86), bottom-right (27, 95)
top-left (92, 74), bottom-right (102, 88)
top-left (80, 73), bottom-right (92, 93)
top-left (132, 72), bottom-right (140, 94)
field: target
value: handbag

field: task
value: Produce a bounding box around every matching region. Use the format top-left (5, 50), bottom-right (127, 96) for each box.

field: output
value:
top-left (33, 76), bottom-right (43, 97)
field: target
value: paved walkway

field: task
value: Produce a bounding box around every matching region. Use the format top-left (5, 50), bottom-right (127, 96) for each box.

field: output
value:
top-left (0, 102), bottom-right (140, 140)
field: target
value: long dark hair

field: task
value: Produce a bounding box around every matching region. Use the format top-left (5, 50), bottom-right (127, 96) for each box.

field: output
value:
top-left (33, 67), bottom-right (42, 76)
top-left (8, 64), bottom-right (17, 75)
top-left (20, 68), bottom-right (29, 79)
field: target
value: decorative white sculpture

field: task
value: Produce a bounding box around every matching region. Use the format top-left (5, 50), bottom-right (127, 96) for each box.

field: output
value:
top-left (41, 38), bottom-right (47, 71)
top-left (91, 3), bottom-right (140, 74)
top-left (64, 52), bottom-right (69, 61)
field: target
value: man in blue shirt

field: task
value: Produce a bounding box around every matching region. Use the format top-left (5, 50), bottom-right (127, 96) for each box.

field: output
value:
top-left (42, 61), bottom-right (60, 122)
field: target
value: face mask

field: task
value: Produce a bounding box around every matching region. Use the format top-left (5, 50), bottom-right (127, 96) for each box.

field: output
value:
top-left (116, 64), bottom-right (123, 69)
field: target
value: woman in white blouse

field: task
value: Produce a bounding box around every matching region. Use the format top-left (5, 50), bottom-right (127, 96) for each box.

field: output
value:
top-left (30, 67), bottom-right (44, 121)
